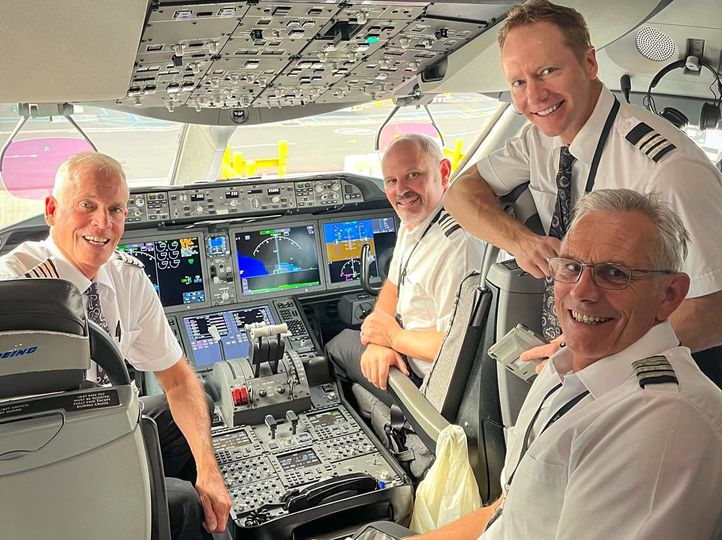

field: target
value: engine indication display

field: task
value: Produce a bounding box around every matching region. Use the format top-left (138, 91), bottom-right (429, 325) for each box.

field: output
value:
top-left (117, 235), bottom-right (206, 307)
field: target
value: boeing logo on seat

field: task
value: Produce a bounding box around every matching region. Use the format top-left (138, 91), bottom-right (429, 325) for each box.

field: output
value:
top-left (0, 347), bottom-right (38, 359)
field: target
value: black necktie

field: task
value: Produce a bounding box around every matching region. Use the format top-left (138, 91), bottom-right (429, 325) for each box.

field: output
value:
top-left (85, 282), bottom-right (111, 385)
top-left (542, 147), bottom-right (576, 340)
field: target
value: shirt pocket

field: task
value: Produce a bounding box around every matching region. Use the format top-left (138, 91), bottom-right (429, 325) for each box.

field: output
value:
top-left (505, 452), bottom-right (567, 533)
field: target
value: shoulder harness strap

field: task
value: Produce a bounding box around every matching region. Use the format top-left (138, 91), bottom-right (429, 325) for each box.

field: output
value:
top-left (23, 258), bottom-right (60, 278)
top-left (632, 355), bottom-right (678, 388)
top-left (114, 250), bottom-right (145, 268)
top-left (625, 122), bottom-right (677, 163)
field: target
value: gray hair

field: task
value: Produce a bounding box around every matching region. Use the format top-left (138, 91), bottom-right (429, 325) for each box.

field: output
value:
top-left (569, 189), bottom-right (689, 271)
top-left (384, 133), bottom-right (444, 163)
top-left (53, 152), bottom-right (127, 199)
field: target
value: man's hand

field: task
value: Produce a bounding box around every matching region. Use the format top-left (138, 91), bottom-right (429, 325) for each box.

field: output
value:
top-left (512, 233), bottom-right (561, 278)
top-left (520, 334), bottom-right (565, 374)
top-left (360, 310), bottom-right (401, 349)
top-left (360, 343), bottom-right (410, 390)
top-left (195, 468), bottom-right (232, 533)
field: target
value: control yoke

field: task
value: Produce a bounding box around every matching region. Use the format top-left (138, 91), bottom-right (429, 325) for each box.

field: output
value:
top-left (246, 322), bottom-right (289, 377)
top-left (360, 243), bottom-right (382, 297)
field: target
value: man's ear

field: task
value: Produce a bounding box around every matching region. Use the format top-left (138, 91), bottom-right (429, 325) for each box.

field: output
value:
top-left (656, 272), bottom-right (691, 321)
top-left (44, 195), bottom-right (57, 226)
top-left (439, 158), bottom-right (452, 189)
top-left (584, 47), bottom-right (599, 80)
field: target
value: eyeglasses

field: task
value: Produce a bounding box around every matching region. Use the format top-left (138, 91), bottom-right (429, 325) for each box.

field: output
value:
top-left (548, 257), bottom-right (675, 290)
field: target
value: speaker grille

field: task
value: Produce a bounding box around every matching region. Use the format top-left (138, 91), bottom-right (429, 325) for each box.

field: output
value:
top-left (635, 26), bottom-right (677, 62)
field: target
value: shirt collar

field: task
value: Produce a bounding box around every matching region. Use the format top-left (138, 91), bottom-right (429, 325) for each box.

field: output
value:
top-left (43, 236), bottom-right (116, 295)
top-left (549, 320), bottom-right (680, 399)
top-left (551, 84), bottom-right (614, 166)
top-left (401, 200), bottom-right (445, 240)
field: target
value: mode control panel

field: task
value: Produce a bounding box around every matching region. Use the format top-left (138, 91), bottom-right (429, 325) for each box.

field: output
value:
top-left (295, 179), bottom-right (341, 208)
top-left (205, 233), bottom-right (236, 306)
top-left (124, 176), bottom-right (373, 227)
top-left (127, 192), bottom-right (170, 223)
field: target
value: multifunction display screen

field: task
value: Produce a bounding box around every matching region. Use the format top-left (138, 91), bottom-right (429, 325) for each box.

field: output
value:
top-left (277, 448), bottom-right (322, 472)
top-left (308, 409), bottom-right (345, 428)
top-left (235, 225), bottom-right (321, 296)
top-left (183, 305), bottom-right (275, 368)
top-left (117, 235), bottom-right (206, 307)
top-left (322, 217), bottom-right (396, 284)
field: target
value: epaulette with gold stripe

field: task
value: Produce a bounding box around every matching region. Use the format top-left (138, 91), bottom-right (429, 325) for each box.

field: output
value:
top-left (114, 250), bottom-right (145, 268)
top-left (625, 122), bottom-right (676, 163)
top-left (23, 258), bottom-right (60, 278)
top-left (632, 355), bottom-right (678, 388)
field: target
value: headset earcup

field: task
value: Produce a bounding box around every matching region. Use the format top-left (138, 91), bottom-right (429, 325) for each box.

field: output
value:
top-left (699, 102), bottom-right (721, 131)
top-left (660, 107), bottom-right (688, 129)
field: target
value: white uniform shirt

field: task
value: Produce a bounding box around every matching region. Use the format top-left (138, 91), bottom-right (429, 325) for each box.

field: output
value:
top-left (387, 203), bottom-right (485, 377)
top-left (476, 85), bottom-right (722, 298)
top-left (481, 321), bottom-right (722, 540)
top-left (0, 237), bottom-right (182, 379)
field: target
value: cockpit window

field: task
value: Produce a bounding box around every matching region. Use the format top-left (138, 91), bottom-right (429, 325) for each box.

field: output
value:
top-left (685, 125), bottom-right (722, 165)
top-left (0, 94), bottom-right (501, 229)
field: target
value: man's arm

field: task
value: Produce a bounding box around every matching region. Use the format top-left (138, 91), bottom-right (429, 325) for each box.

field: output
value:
top-left (374, 279), bottom-right (398, 317)
top-left (445, 167), bottom-right (559, 278)
top-left (669, 291), bottom-right (722, 352)
top-left (410, 498), bottom-right (503, 540)
top-left (155, 358), bottom-right (232, 533)
top-left (360, 309), bottom-right (444, 361)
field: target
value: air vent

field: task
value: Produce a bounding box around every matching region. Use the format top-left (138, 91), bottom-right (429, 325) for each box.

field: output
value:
top-left (635, 26), bottom-right (677, 62)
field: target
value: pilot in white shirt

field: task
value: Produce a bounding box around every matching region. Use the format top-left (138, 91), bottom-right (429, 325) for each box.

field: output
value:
top-left (412, 189), bottom-right (722, 540)
top-left (0, 235), bottom-right (182, 381)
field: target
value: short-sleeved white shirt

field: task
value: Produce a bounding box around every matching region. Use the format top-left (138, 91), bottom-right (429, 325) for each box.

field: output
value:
top-left (481, 321), bottom-right (722, 539)
top-left (476, 85), bottom-right (722, 298)
top-left (387, 203), bottom-right (485, 377)
top-left (0, 237), bottom-right (182, 379)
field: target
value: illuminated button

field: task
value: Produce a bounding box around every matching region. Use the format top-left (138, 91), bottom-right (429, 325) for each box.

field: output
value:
top-left (239, 386), bottom-right (249, 405)
top-left (232, 388), bottom-right (242, 405)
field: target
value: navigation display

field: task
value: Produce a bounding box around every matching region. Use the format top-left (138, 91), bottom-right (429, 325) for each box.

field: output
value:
top-left (234, 225), bottom-right (321, 296)
top-left (182, 305), bottom-right (276, 369)
top-left (322, 217), bottom-right (396, 285)
top-left (117, 235), bottom-right (206, 308)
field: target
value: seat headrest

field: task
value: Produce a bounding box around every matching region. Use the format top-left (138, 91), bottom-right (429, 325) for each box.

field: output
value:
top-left (0, 278), bottom-right (86, 335)
top-left (0, 278), bottom-right (89, 399)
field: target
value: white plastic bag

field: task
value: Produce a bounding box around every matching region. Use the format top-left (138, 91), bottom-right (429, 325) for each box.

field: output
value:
top-left (410, 424), bottom-right (481, 533)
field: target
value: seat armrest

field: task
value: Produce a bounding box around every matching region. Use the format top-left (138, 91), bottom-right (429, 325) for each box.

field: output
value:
top-left (387, 367), bottom-right (450, 453)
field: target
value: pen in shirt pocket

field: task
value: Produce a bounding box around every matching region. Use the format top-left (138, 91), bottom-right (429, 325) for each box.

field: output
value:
top-left (115, 321), bottom-right (122, 343)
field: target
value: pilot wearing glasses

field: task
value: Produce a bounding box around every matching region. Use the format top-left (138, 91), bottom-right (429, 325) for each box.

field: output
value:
top-left (412, 189), bottom-right (722, 540)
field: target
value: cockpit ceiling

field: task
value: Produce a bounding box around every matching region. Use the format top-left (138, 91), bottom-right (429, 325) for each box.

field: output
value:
top-left (118, 2), bottom-right (509, 114)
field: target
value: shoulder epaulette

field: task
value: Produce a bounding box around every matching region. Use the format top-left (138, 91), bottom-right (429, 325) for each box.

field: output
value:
top-left (632, 355), bottom-right (678, 388)
top-left (114, 250), bottom-right (144, 268)
top-left (23, 258), bottom-right (59, 279)
top-left (625, 122), bottom-right (676, 163)
top-left (434, 209), bottom-right (462, 238)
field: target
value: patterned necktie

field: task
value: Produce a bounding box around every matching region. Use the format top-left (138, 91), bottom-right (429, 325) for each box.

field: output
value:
top-left (542, 146), bottom-right (576, 341)
top-left (85, 282), bottom-right (111, 385)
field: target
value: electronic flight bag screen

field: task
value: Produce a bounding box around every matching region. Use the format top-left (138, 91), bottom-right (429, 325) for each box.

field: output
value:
top-left (182, 305), bottom-right (276, 369)
top-left (117, 235), bottom-right (206, 307)
top-left (235, 225), bottom-right (321, 296)
top-left (322, 217), bottom-right (397, 284)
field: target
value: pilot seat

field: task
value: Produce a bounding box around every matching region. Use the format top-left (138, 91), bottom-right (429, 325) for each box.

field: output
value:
top-left (0, 278), bottom-right (170, 540)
